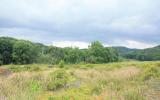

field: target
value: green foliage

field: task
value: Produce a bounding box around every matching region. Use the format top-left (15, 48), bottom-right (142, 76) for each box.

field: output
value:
top-left (141, 66), bottom-right (160, 80)
top-left (114, 45), bottom-right (160, 61)
top-left (8, 65), bottom-right (40, 72)
top-left (47, 69), bottom-right (68, 90)
top-left (29, 80), bottom-right (42, 92)
top-left (0, 37), bottom-right (121, 65)
top-left (0, 61), bottom-right (160, 100)
top-left (124, 90), bottom-right (144, 100)
top-left (0, 60), bottom-right (3, 65)
top-left (58, 60), bottom-right (65, 68)
top-left (91, 80), bottom-right (108, 95)
top-left (36, 54), bottom-right (53, 64)
top-left (86, 41), bottom-right (119, 63)
top-left (43, 46), bottom-right (65, 64)
top-left (48, 85), bottom-right (92, 100)
top-left (0, 37), bottom-right (15, 64)
top-left (85, 64), bottom-right (94, 68)
top-left (12, 40), bottom-right (38, 64)
top-left (0, 37), bottom-right (160, 66)
top-left (63, 47), bottom-right (84, 64)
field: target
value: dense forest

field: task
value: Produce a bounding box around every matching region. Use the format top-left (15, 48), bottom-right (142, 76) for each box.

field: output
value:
top-left (0, 37), bottom-right (119, 65)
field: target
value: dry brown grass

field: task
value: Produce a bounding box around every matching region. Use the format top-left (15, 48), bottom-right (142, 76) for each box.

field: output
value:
top-left (0, 61), bottom-right (160, 100)
top-left (108, 66), bottom-right (140, 79)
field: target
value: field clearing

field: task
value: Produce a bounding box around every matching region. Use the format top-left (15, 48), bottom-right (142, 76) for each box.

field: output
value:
top-left (0, 61), bottom-right (160, 100)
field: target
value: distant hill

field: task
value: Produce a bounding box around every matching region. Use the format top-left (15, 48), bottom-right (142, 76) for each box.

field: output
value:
top-left (113, 45), bottom-right (160, 61)
top-left (113, 46), bottom-right (138, 55)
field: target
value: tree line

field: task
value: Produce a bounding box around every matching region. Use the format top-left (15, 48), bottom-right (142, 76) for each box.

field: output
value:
top-left (0, 37), bottom-right (119, 65)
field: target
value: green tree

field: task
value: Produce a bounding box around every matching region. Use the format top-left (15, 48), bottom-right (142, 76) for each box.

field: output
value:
top-left (45, 46), bottom-right (65, 64)
top-left (64, 47), bottom-right (81, 64)
top-left (12, 40), bottom-right (38, 64)
top-left (86, 41), bottom-right (119, 63)
top-left (87, 41), bottom-right (105, 63)
top-left (0, 37), bottom-right (14, 64)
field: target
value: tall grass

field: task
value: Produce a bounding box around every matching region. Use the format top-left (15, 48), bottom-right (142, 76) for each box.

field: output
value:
top-left (0, 61), bottom-right (159, 100)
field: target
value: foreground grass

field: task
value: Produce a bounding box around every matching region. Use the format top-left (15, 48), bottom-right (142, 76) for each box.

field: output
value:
top-left (0, 61), bottom-right (160, 100)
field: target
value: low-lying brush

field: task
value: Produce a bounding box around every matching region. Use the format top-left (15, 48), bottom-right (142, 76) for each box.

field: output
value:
top-left (0, 61), bottom-right (160, 100)
top-left (7, 65), bottom-right (40, 72)
top-left (47, 69), bottom-right (68, 91)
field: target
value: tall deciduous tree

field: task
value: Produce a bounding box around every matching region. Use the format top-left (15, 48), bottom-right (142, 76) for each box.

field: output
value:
top-left (86, 41), bottom-right (119, 63)
top-left (0, 37), bottom-right (14, 64)
top-left (12, 40), bottom-right (38, 64)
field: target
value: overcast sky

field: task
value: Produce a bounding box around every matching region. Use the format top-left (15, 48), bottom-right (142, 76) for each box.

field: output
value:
top-left (0, 0), bottom-right (160, 49)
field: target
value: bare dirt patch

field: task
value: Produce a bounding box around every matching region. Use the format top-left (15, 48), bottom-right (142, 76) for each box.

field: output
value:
top-left (0, 67), bottom-right (12, 77)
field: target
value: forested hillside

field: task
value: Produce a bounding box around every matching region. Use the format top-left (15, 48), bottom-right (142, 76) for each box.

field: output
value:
top-left (114, 45), bottom-right (160, 61)
top-left (0, 37), bottom-right (119, 65)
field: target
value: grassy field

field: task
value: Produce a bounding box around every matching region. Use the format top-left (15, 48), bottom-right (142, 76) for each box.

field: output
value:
top-left (0, 61), bottom-right (160, 100)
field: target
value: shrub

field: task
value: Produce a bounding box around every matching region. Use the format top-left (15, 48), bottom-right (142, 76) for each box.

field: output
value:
top-left (58, 60), bottom-right (65, 68)
top-left (47, 69), bottom-right (68, 91)
top-left (141, 66), bottom-right (160, 80)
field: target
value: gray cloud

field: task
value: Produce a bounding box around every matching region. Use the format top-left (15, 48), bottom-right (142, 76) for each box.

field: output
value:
top-left (0, 0), bottom-right (160, 48)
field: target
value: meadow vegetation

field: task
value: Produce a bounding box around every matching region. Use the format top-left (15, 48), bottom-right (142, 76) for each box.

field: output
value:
top-left (0, 61), bottom-right (159, 100)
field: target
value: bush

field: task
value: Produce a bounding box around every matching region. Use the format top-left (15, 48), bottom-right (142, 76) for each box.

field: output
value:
top-left (58, 60), bottom-right (65, 68)
top-left (141, 66), bottom-right (160, 80)
top-left (47, 69), bottom-right (68, 91)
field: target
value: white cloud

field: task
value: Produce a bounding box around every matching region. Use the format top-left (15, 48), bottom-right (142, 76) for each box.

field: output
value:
top-left (124, 40), bottom-right (156, 49)
top-left (102, 39), bottom-right (157, 49)
top-left (52, 41), bottom-right (89, 49)
top-left (52, 40), bottom-right (156, 49)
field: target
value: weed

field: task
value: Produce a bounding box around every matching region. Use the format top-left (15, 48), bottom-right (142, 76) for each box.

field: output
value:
top-left (141, 66), bottom-right (160, 80)
top-left (47, 69), bottom-right (68, 91)
top-left (124, 90), bottom-right (144, 100)
top-left (58, 60), bottom-right (65, 68)
top-left (85, 64), bottom-right (94, 68)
